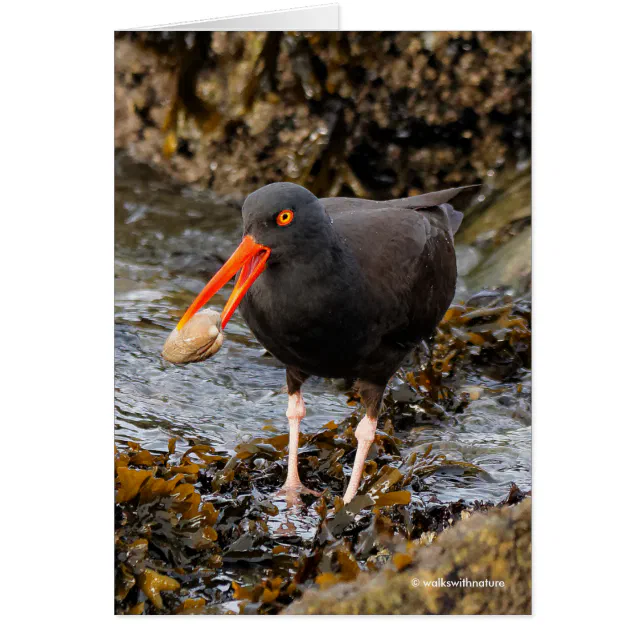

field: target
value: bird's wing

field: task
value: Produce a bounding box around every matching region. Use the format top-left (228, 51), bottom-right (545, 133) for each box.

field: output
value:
top-left (324, 194), bottom-right (462, 351)
top-left (382, 185), bottom-right (477, 210)
top-left (329, 206), bottom-right (443, 322)
top-left (321, 184), bottom-right (476, 238)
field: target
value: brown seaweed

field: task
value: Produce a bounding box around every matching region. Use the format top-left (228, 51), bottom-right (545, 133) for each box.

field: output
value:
top-left (115, 294), bottom-right (531, 615)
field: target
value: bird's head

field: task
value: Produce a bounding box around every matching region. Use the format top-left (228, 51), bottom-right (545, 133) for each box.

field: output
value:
top-left (175, 182), bottom-right (330, 332)
top-left (241, 182), bottom-right (330, 258)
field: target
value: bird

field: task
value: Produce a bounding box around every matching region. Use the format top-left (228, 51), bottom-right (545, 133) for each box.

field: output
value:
top-left (173, 182), bottom-right (474, 504)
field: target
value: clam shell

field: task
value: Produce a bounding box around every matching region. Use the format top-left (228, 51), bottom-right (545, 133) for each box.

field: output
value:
top-left (162, 308), bottom-right (224, 364)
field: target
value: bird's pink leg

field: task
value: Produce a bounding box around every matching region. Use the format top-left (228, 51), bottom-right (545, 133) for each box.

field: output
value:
top-left (282, 391), bottom-right (306, 492)
top-left (343, 415), bottom-right (377, 504)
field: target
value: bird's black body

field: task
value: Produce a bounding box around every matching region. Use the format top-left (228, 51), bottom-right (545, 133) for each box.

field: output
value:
top-left (238, 183), bottom-right (471, 400)
top-left (173, 181), bottom-right (475, 501)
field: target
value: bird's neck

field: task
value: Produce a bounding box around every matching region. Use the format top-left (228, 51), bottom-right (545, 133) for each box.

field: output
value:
top-left (264, 225), bottom-right (366, 298)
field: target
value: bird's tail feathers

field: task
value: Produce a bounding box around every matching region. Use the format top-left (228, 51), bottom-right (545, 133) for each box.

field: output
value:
top-left (440, 203), bottom-right (464, 237)
top-left (386, 184), bottom-right (479, 211)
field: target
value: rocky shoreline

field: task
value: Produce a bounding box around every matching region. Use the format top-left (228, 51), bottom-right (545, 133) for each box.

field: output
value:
top-left (115, 31), bottom-right (531, 199)
top-left (115, 293), bottom-right (531, 615)
top-left (287, 497), bottom-right (531, 615)
top-left (114, 31), bottom-right (532, 616)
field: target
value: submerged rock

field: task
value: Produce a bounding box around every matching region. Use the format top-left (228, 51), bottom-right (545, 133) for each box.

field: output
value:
top-left (286, 498), bottom-right (531, 615)
top-left (161, 308), bottom-right (223, 364)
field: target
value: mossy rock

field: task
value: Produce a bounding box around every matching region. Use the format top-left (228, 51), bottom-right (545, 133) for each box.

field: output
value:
top-left (114, 31), bottom-right (531, 198)
top-left (286, 498), bottom-right (531, 615)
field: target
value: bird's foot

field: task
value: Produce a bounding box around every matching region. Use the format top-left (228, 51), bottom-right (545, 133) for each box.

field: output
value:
top-left (275, 480), bottom-right (321, 507)
top-left (342, 490), bottom-right (356, 505)
top-left (278, 480), bottom-right (321, 496)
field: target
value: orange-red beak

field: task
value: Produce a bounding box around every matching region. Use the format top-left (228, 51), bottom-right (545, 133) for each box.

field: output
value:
top-left (176, 235), bottom-right (271, 331)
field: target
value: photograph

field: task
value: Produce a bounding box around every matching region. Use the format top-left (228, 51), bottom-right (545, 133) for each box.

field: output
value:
top-left (114, 30), bottom-right (532, 615)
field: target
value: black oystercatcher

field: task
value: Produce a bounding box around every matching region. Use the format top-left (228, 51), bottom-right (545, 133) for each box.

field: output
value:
top-left (173, 182), bottom-right (474, 503)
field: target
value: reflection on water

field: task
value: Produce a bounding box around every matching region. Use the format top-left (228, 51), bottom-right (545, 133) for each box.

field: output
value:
top-left (115, 156), bottom-right (531, 504)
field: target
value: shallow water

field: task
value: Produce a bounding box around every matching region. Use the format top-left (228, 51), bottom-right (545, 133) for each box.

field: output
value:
top-left (115, 157), bottom-right (531, 505)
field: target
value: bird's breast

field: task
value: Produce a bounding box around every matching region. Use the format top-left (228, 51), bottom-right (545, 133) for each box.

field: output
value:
top-left (239, 264), bottom-right (372, 377)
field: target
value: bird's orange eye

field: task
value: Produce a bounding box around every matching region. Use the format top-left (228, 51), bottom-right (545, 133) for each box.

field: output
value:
top-left (276, 209), bottom-right (294, 226)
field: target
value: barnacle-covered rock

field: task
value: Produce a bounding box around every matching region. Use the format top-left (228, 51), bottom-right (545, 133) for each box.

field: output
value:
top-left (286, 499), bottom-right (531, 615)
top-left (114, 31), bottom-right (531, 198)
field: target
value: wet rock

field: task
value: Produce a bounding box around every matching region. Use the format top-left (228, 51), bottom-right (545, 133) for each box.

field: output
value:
top-left (459, 164), bottom-right (531, 245)
top-left (161, 308), bottom-right (223, 364)
top-left (456, 163), bottom-right (532, 297)
top-left (114, 425), bottom-right (530, 614)
top-left (286, 498), bottom-right (531, 615)
top-left (116, 292), bottom-right (531, 615)
top-left (114, 32), bottom-right (531, 198)
top-left (466, 225), bottom-right (531, 295)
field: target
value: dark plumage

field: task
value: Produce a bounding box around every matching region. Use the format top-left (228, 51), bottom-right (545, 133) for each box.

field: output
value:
top-left (239, 183), bottom-right (470, 397)
top-left (173, 181), bottom-right (474, 503)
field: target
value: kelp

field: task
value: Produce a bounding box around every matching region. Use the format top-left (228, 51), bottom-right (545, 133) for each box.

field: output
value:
top-left (400, 290), bottom-right (531, 417)
top-left (115, 291), bottom-right (530, 614)
top-left (115, 428), bottom-right (529, 614)
top-left (287, 498), bottom-right (532, 615)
